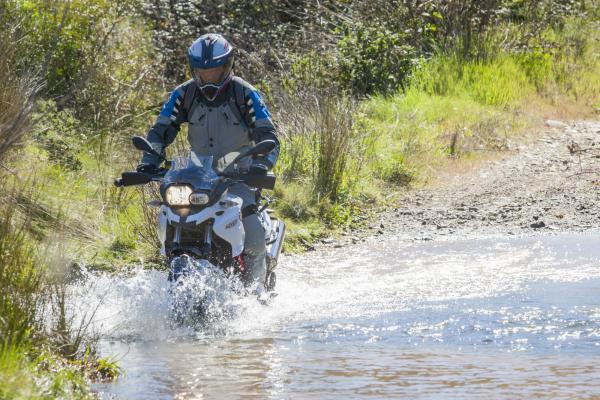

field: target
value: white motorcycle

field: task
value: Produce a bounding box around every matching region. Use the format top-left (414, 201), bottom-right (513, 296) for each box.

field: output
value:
top-left (115, 137), bottom-right (285, 294)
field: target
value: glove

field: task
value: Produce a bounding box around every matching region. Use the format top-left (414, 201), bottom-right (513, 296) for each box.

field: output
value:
top-left (136, 163), bottom-right (160, 175)
top-left (249, 161), bottom-right (269, 175)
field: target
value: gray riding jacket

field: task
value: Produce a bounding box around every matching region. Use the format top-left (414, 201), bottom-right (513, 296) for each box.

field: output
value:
top-left (140, 77), bottom-right (279, 206)
top-left (141, 76), bottom-right (279, 174)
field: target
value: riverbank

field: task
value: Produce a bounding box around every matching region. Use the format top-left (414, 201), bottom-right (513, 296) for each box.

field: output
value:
top-left (316, 119), bottom-right (600, 250)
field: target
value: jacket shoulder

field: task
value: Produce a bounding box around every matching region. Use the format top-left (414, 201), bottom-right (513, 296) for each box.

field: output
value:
top-left (231, 76), bottom-right (257, 95)
top-left (175, 79), bottom-right (195, 96)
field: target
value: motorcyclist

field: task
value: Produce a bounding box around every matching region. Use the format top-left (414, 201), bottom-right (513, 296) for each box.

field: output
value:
top-left (137, 33), bottom-right (279, 290)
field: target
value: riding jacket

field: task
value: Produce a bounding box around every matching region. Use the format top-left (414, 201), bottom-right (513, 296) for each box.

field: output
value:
top-left (141, 76), bottom-right (279, 171)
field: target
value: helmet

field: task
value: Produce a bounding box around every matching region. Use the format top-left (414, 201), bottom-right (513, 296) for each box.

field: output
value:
top-left (187, 33), bottom-right (234, 101)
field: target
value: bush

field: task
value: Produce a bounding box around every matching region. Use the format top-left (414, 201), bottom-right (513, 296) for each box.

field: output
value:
top-left (32, 101), bottom-right (88, 171)
top-left (337, 23), bottom-right (417, 95)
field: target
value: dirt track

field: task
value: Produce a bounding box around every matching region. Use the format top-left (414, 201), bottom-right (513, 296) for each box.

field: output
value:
top-left (331, 120), bottom-right (600, 246)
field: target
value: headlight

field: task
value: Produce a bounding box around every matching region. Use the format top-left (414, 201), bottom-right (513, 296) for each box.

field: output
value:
top-left (165, 185), bottom-right (192, 206)
top-left (189, 192), bottom-right (210, 205)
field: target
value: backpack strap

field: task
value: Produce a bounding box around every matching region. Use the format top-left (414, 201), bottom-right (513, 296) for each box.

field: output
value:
top-left (183, 82), bottom-right (197, 119)
top-left (228, 78), bottom-right (249, 126)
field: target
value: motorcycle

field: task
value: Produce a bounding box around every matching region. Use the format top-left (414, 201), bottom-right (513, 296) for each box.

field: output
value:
top-left (114, 137), bottom-right (285, 298)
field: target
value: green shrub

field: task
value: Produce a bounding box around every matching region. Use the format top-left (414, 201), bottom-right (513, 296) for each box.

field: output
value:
top-left (32, 101), bottom-right (89, 171)
top-left (337, 23), bottom-right (417, 95)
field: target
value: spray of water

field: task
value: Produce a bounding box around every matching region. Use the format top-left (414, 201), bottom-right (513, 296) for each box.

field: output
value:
top-left (68, 256), bottom-right (263, 341)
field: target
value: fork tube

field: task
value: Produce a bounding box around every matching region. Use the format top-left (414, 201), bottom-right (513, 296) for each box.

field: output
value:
top-left (173, 225), bottom-right (182, 244)
top-left (204, 221), bottom-right (212, 245)
top-left (202, 221), bottom-right (213, 257)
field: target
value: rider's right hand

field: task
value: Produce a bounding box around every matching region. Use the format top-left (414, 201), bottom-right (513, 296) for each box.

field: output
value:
top-left (136, 163), bottom-right (160, 175)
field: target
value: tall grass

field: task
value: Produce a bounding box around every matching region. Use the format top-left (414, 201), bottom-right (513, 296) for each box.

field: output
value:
top-left (0, 185), bottom-right (45, 349)
top-left (0, 177), bottom-right (116, 397)
top-left (0, 19), bottom-right (39, 162)
top-left (281, 90), bottom-right (358, 201)
top-left (274, 87), bottom-right (369, 221)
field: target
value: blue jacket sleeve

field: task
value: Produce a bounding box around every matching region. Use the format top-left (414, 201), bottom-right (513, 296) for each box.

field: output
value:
top-left (140, 83), bottom-right (189, 166)
top-left (244, 88), bottom-right (280, 169)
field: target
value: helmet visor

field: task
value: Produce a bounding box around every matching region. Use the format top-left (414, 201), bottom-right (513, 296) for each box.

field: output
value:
top-left (194, 66), bottom-right (227, 86)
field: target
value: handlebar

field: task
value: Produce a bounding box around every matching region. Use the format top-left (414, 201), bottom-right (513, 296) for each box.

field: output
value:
top-left (114, 170), bottom-right (276, 190)
top-left (113, 169), bottom-right (168, 187)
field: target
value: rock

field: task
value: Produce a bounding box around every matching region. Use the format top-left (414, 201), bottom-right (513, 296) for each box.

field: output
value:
top-left (377, 229), bottom-right (384, 235)
top-left (321, 238), bottom-right (335, 244)
top-left (546, 120), bottom-right (568, 129)
top-left (530, 221), bottom-right (546, 229)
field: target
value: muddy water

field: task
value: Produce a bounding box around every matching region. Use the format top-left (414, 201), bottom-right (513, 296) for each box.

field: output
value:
top-left (91, 233), bottom-right (600, 399)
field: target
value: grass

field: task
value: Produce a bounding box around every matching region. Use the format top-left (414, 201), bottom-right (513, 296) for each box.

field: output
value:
top-left (0, 344), bottom-right (97, 400)
top-left (271, 17), bottom-right (599, 249)
top-left (0, 177), bottom-right (121, 398)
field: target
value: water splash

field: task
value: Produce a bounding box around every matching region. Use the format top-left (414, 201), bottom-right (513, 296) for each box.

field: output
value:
top-left (168, 255), bottom-right (248, 328)
top-left (68, 256), bottom-right (261, 341)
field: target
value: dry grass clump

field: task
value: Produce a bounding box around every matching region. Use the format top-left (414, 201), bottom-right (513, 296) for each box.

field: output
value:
top-left (0, 25), bottom-right (40, 162)
top-left (275, 87), bottom-right (358, 201)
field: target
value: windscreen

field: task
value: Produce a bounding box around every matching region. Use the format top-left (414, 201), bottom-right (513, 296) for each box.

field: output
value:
top-left (163, 153), bottom-right (219, 192)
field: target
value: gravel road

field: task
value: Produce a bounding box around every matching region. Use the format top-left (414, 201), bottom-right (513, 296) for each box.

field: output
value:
top-left (329, 120), bottom-right (600, 246)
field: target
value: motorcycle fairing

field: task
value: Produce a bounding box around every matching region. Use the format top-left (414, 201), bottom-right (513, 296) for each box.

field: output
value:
top-left (157, 192), bottom-right (245, 257)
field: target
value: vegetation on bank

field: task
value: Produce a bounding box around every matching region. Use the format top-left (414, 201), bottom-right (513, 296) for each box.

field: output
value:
top-left (0, 0), bottom-right (599, 396)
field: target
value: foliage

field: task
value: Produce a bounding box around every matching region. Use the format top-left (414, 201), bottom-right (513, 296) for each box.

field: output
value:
top-left (337, 23), bottom-right (417, 95)
top-left (0, 7), bottom-right (41, 162)
top-left (0, 345), bottom-right (92, 400)
top-left (2, 0), bottom-right (139, 95)
top-left (0, 178), bottom-right (102, 398)
top-left (32, 101), bottom-right (88, 171)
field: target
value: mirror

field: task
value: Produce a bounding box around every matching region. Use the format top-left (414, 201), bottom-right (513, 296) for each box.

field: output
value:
top-left (232, 140), bottom-right (276, 164)
top-left (249, 140), bottom-right (276, 156)
top-left (132, 136), bottom-right (163, 159)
